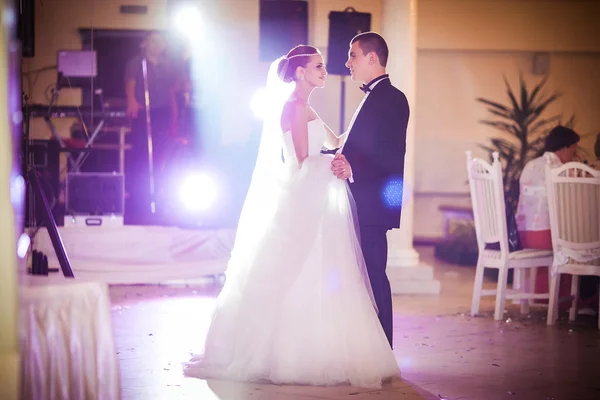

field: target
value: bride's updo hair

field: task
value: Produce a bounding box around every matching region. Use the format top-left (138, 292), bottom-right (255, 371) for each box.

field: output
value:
top-left (276, 45), bottom-right (320, 83)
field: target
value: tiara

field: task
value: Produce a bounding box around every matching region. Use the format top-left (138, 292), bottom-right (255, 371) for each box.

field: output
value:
top-left (286, 52), bottom-right (320, 60)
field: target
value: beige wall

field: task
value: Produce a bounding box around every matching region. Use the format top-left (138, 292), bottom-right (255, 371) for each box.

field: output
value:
top-left (418, 0), bottom-right (600, 52)
top-left (21, 0), bottom-right (600, 239)
top-left (412, 0), bottom-right (600, 239)
top-left (413, 50), bottom-right (600, 237)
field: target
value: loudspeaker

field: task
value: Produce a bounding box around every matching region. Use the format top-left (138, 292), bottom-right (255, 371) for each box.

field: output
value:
top-left (17, 0), bottom-right (35, 58)
top-left (327, 8), bottom-right (371, 75)
top-left (259, 0), bottom-right (308, 62)
top-left (66, 173), bottom-right (125, 216)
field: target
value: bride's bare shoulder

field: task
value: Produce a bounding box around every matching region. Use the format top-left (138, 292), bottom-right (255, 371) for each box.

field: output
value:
top-left (281, 99), bottom-right (307, 132)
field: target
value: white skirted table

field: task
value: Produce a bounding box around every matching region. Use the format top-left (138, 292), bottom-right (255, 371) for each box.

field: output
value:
top-left (19, 278), bottom-right (120, 400)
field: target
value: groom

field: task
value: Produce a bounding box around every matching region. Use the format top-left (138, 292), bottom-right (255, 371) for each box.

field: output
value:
top-left (332, 32), bottom-right (409, 348)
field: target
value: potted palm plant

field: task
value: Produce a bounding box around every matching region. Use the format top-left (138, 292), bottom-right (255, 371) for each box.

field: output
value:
top-left (476, 74), bottom-right (572, 213)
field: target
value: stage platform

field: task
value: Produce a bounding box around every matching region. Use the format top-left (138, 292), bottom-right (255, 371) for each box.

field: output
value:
top-left (30, 225), bottom-right (236, 284)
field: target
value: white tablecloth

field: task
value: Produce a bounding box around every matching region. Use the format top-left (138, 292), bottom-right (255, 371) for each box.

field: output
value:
top-left (19, 279), bottom-right (120, 400)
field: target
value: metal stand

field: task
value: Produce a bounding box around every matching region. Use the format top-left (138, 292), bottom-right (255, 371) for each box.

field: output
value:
top-left (72, 88), bottom-right (107, 169)
top-left (141, 57), bottom-right (156, 214)
top-left (339, 75), bottom-right (346, 134)
top-left (28, 169), bottom-right (74, 278)
top-left (22, 93), bottom-right (74, 278)
top-left (42, 77), bottom-right (109, 173)
top-left (43, 76), bottom-right (78, 171)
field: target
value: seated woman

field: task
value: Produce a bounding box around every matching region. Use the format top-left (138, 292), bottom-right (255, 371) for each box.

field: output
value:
top-left (591, 133), bottom-right (600, 170)
top-left (579, 133), bottom-right (600, 314)
top-left (516, 125), bottom-right (580, 307)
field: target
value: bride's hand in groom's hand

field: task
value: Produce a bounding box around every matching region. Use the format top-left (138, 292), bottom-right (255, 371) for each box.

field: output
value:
top-left (332, 154), bottom-right (352, 180)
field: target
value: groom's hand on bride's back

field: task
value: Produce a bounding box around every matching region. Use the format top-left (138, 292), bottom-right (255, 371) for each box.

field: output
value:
top-left (332, 153), bottom-right (352, 180)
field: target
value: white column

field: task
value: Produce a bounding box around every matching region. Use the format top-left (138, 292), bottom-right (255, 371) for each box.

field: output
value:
top-left (382, 0), bottom-right (440, 294)
top-left (0, 5), bottom-right (21, 398)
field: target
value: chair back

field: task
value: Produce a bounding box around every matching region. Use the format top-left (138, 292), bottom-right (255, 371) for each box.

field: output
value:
top-left (466, 151), bottom-right (509, 253)
top-left (545, 158), bottom-right (600, 266)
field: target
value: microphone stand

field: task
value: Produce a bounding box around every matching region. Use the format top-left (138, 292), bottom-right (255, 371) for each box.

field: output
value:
top-left (141, 57), bottom-right (156, 215)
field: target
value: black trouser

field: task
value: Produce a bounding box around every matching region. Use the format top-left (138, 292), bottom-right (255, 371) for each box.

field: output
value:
top-left (360, 225), bottom-right (393, 348)
top-left (125, 107), bottom-right (172, 225)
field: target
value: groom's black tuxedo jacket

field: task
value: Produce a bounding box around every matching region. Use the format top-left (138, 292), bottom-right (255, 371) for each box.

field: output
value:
top-left (343, 77), bottom-right (409, 229)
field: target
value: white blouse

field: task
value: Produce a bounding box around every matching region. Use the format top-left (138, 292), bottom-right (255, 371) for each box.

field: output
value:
top-left (515, 152), bottom-right (562, 232)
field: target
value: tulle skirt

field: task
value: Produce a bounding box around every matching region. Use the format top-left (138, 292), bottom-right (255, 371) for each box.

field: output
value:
top-left (184, 154), bottom-right (400, 388)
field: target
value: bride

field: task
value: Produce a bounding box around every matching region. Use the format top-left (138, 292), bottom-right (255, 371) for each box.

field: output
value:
top-left (184, 45), bottom-right (400, 388)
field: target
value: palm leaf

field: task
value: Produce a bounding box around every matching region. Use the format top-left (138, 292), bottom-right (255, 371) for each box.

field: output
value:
top-left (479, 120), bottom-right (519, 136)
top-left (528, 75), bottom-right (548, 104)
top-left (476, 98), bottom-right (511, 113)
top-left (490, 138), bottom-right (518, 153)
top-left (477, 144), bottom-right (498, 155)
top-left (519, 73), bottom-right (529, 113)
top-left (531, 94), bottom-right (561, 118)
top-left (486, 108), bottom-right (514, 120)
top-left (503, 76), bottom-right (522, 120)
top-left (528, 115), bottom-right (562, 134)
top-left (528, 136), bottom-right (546, 148)
top-left (563, 114), bottom-right (576, 129)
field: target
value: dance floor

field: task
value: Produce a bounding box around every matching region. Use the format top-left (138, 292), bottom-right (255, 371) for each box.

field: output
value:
top-left (110, 247), bottom-right (600, 400)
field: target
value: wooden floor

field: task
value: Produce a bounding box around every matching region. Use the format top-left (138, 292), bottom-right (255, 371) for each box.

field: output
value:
top-left (110, 246), bottom-right (600, 400)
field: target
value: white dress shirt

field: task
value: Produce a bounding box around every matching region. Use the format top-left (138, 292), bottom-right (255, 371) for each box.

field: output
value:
top-left (515, 152), bottom-right (563, 231)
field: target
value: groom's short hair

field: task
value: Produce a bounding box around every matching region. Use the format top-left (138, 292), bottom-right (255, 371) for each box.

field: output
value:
top-left (351, 32), bottom-right (389, 67)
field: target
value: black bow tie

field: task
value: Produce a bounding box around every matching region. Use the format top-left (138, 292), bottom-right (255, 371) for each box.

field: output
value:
top-left (359, 74), bottom-right (390, 94)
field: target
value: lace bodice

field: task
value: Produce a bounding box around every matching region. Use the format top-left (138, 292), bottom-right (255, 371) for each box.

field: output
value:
top-left (282, 119), bottom-right (326, 164)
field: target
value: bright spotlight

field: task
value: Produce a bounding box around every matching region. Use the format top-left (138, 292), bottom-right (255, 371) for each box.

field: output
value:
top-left (250, 82), bottom-right (294, 120)
top-left (17, 233), bottom-right (30, 259)
top-left (179, 173), bottom-right (217, 211)
top-left (250, 88), bottom-right (269, 120)
top-left (11, 174), bottom-right (24, 205)
top-left (172, 4), bottom-right (202, 37)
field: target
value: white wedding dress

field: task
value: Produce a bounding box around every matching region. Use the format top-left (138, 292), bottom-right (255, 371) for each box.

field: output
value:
top-left (184, 119), bottom-right (400, 388)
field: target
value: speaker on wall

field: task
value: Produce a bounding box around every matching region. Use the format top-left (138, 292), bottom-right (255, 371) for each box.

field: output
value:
top-left (327, 8), bottom-right (371, 76)
top-left (259, 0), bottom-right (308, 62)
top-left (17, 0), bottom-right (35, 58)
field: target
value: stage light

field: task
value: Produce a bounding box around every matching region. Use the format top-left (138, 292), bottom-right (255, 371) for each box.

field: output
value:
top-left (17, 233), bottom-right (30, 259)
top-left (172, 4), bottom-right (202, 37)
top-left (11, 174), bottom-right (24, 206)
top-left (250, 88), bottom-right (269, 120)
top-left (381, 178), bottom-right (404, 209)
top-left (179, 172), bottom-right (217, 211)
top-left (250, 82), bottom-right (294, 120)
